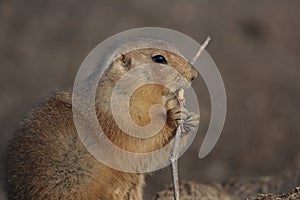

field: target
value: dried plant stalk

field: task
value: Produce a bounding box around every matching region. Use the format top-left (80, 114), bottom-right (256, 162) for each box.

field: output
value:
top-left (170, 88), bottom-right (185, 200)
top-left (191, 36), bottom-right (211, 65)
top-left (170, 36), bottom-right (211, 200)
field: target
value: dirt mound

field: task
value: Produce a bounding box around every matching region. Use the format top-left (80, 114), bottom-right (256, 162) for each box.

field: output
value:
top-left (154, 169), bottom-right (300, 200)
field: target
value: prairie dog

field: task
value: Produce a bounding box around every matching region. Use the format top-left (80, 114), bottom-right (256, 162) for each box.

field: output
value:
top-left (3, 39), bottom-right (199, 199)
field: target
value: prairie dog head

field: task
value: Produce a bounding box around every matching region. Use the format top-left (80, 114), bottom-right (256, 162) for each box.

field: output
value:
top-left (97, 39), bottom-right (197, 111)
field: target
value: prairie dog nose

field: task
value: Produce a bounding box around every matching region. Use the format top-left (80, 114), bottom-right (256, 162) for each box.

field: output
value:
top-left (183, 62), bottom-right (197, 82)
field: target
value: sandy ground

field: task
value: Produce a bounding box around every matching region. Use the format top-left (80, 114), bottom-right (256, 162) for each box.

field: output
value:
top-left (1, 0), bottom-right (300, 199)
top-left (154, 168), bottom-right (300, 199)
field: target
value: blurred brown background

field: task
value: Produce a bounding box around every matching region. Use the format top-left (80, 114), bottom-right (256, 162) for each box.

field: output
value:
top-left (1, 0), bottom-right (300, 199)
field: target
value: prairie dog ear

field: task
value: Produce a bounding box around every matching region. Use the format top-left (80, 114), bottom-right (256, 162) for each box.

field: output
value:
top-left (120, 53), bottom-right (131, 69)
top-left (110, 53), bottom-right (132, 73)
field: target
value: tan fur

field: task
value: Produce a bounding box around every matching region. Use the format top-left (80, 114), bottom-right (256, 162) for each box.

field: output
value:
top-left (3, 44), bottom-right (197, 199)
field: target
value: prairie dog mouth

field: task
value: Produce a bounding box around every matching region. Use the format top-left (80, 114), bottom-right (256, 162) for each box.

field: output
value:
top-left (163, 88), bottom-right (185, 101)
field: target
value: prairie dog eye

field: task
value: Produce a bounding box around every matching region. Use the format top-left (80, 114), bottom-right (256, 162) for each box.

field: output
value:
top-left (151, 55), bottom-right (168, 64)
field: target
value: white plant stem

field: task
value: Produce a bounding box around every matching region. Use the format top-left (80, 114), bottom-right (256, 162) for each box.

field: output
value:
top-left (169, 36), bottom-right (211, 200)
top-left (191, 36), bottom-right (211, 65)
top-left (170, 126), bottom-right (182, 200)
top-left (170, 89), bottom-right (185, 200)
